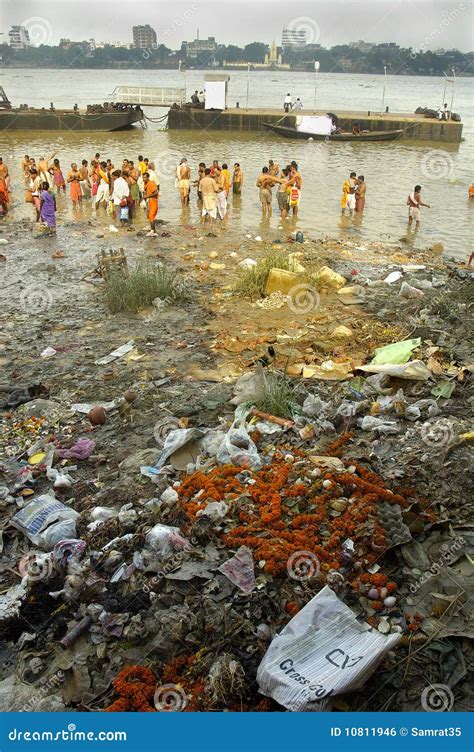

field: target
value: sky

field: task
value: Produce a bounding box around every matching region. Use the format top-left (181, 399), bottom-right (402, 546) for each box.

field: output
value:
top-left (1, 0), bottom-right (473, 51)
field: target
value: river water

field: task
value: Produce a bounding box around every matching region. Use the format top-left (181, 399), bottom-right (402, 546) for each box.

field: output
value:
top-left (1, 68), bottom-right (472, 259)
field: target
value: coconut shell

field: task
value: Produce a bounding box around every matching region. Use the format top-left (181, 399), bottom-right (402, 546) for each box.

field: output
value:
top-left (88, 406), bottom-right (107, 425)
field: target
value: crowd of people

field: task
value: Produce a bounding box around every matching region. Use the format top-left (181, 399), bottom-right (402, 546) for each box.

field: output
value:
top-left (13, 152), bottom-right (305, 234)
top-left (0, 150), bottom-right (436, 235)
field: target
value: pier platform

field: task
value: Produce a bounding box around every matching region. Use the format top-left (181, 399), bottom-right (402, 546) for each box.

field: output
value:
top-left (167, 108), bottom-right (463, 143)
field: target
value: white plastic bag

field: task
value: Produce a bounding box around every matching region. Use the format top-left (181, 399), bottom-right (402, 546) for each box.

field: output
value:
top-left (216, 406), bottom-right (262, 470)
top-left (257, 586), bottom-right (401, 711)
top-left (145, 524), bottom-right (189, 556)
top-left (11, 494), bottom-right (79, 550)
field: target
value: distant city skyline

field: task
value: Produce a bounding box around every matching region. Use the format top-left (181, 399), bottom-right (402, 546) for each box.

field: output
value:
top-left (1, 1), bottom-right (473, 52)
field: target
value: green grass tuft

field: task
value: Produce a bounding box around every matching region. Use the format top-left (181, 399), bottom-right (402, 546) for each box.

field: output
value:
top-left (105, 261), bottom-right (188, 314)
top-left (253, 371), bottom-right (299, 419)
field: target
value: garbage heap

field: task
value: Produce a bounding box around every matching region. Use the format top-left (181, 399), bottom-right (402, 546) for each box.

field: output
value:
top-left (0, 262), bottom-right (472, 713)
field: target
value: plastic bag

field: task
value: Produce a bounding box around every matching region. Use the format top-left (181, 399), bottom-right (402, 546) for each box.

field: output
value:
top-left (360, 416), bottom-right (401, 434)
top-left (370, 338), bottom-right (421, 365)
top-left (257, 586), bottom-right (400, 712)
top-left (218, 546), bottom-right (256, 594)
top-left (359, 360), bottom-right (432, 381)
top-left (198, 501), bottom-right (229, 520)
top-left (216, 406), bottom-right (262, 470)
top-left (11, 494), bottom-right (79, 550)
top-left (145, 524), bottom-right (189, 555)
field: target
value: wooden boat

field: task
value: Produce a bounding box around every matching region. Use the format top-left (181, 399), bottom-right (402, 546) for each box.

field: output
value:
top-left (263, 122), bottom-right (404, 142)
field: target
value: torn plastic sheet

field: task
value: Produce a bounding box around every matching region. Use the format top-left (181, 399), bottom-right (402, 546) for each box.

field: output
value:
top-left (152, 428), bottom-right (204, 472)
top-left (218, 546), bottom-right (256, 594)
top-left (359, 360), bottom-right (432, 381)
top-left (94, 340), bottom-right (135, 366)
top-left (257, 586), bottom-right (400, 712)
top-left (71, 401), bottom-right (116, 414)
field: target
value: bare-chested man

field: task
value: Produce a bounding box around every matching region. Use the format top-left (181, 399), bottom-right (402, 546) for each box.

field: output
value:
top-left (79, 160), bottom-right (91, 198)
top-left (407, 184), bottom-right (430, 228)
top-left (268, 159), bottom-right (280, 177)
top-left (38, 151), bottom-right (57, 186)
top-left (177, 158), bottom-right (191, 206)
top-left (256, 166), bottom-right (275, 219)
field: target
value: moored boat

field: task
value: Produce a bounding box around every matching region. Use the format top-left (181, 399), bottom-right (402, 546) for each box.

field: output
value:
top-left (263, 122), bottom-right (404, 142)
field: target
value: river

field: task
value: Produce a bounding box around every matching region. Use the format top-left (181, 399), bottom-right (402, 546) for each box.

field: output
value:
top-left (1, 68), bottom-right (472, 259)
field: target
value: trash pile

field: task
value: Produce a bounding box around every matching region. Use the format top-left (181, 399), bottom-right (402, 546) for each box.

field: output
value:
top-left (0, 226), bottom-right (472, 713)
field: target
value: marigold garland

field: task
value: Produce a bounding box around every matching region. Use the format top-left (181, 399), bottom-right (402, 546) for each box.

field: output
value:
top-left (177, 447), bottom-right (421, 588)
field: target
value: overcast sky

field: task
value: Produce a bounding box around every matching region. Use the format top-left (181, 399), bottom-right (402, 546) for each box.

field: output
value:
top-left (1, 0), bottom-right (473, 51)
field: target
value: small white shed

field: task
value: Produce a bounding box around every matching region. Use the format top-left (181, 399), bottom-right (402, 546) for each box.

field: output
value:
top-left (204, 73), bottom-right (230, 110)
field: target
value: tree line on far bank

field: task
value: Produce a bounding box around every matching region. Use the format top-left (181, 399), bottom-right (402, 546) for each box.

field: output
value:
top-left (0, 42), bottom-right (472, 76)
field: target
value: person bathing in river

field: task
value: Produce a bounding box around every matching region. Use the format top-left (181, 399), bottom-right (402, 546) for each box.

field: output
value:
top-left (195, 162), bottom-right (206, 200)
top-left (142, 171), bottom-right (159, 236)
top-left (0, 175), bottom-right (9, 214)
top-left (177, 158), bottom-right (191, 206)
top-left (199, 167), bottom-right (219, 228)
top-left (28, 168), bottom-right (42, 222)
top-left (407, 185), bottom-right (430, 228)
top-left (232, 163), bottom-right (243, 195)
top-left (79, 160), bottom-right (91, 198)
top-left (341, 172), bottom-right (357, 216)
top-left (0, 158), bottom-right (10, 192)
top-left (67, 163), bottom-right (82, 210)
top-left (40, 182), bottom-right (56, 233)
top-left (287, 161), bottom-right (302, 220)
top-left (256, 166), bottom-right (274, 219)
top-left (221, 164), bottom-right (231, 197)
top-left (38, 151), bottom-right (57, 186)
top-left (51, 158), bottom-right (66, 194)
top-left (355, 175), bottom-right (366, 213)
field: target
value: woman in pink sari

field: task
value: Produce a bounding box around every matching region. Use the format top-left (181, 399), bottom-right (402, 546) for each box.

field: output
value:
top-left (52, 158), bottom-right (66, 194)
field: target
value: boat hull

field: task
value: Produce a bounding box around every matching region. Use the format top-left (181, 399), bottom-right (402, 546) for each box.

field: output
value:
top-left (0, 107), bottom-right (144, 132)
top-left (263, 123), bottom-right (404, 142)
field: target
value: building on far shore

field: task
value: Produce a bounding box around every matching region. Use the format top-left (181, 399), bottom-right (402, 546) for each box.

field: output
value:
top-left (282, 28), bottom-right (307, 48)
top-left (349, 40), bottom-right (376, 52)
top-left (9, 25), bottom-right (30, 50)
top-left (224, 41), bottom-right (290, 70)
top-left (185, 34), bottom-right (218, 62)
top-left (132, 25), bottom-right (157, 49)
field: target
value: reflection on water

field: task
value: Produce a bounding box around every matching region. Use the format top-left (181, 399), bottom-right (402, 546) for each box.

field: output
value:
top-left (0, 69), bottom-right (472, 260)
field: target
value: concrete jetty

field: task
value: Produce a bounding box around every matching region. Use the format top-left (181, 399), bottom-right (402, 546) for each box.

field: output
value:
top-left (167, 108), bottom-right (463, 143)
